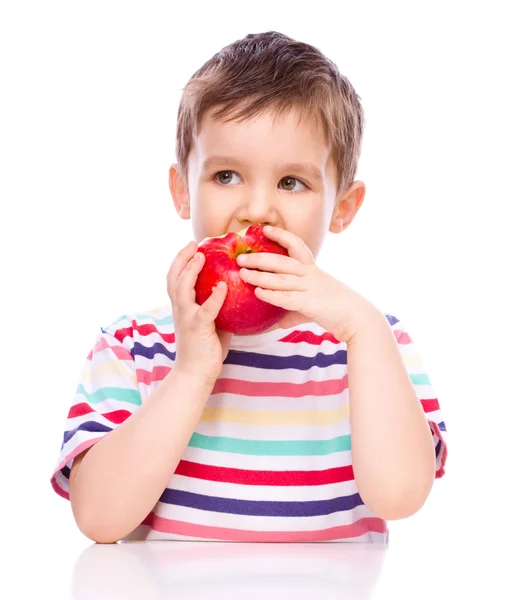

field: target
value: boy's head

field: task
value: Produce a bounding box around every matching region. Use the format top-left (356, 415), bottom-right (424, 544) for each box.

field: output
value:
top-left (169, 31), bottom-right (366, 260)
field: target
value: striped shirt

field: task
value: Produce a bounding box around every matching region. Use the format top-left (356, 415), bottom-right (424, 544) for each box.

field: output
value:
top-left (51, 304), bottom-right (447, 542)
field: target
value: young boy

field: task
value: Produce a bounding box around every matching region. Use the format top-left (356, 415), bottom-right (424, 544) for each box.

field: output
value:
top-left (51, 31), bottom-right (447, 544)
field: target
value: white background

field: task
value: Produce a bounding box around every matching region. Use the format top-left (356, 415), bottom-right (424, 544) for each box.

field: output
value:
top-left (1, 0), bottom-right (513, 597)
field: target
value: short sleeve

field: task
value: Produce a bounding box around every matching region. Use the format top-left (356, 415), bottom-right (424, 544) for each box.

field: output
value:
top-left (50, 325), bottom-right (142, 500)
top-left (388, 315), bottom-right (448, 478)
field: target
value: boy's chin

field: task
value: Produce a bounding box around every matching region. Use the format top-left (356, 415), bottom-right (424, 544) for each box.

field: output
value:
top-left (275, 311), bottom-right (310, 330)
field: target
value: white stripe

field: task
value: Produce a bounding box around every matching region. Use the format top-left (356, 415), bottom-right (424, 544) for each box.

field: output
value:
top-left (411, 383), bottom-right (438, 397)
top-left (168, 474), bottom-right (358, 501)
top-left (53, 469), bottom-right (69, 494)
top-left (204, 390), bottom-right (348, 411)
top-left (65, 399), bottom-right (138, 422)
top-left (65, 411), bottom-right (117, 433)
top-left (194, 420), bottom-right (350, 440)
top-left (227, 340), bottom-right (345, 358)
top-left (153, 502), bottom-right (375, 531)
top-left (219, 363), bottom-right (346, 383)
top-left (425, 409), bottom-right (443, 425)
top-left (181, 446), bottom-right (352, 470)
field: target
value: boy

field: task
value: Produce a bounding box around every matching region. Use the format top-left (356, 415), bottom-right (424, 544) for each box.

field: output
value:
top-left (51, 31), bottom-right (447, 544)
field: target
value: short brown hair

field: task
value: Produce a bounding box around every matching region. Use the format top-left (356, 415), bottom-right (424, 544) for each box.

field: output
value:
top-left (176, 31), bottom-right (365, 194)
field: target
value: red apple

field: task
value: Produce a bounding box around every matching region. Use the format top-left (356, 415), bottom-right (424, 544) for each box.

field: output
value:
top-left (194, 224), bottom-right (289, 334)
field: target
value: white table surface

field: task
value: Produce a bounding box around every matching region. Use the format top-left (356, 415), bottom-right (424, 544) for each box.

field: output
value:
top-left (6, 523), bottom-right (508, 599)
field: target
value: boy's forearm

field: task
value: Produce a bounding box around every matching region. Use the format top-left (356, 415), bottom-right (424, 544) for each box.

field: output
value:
top-left (70, 369), bottom-right (214, 544)
top-left (346, 308), bottom-right (435, 520)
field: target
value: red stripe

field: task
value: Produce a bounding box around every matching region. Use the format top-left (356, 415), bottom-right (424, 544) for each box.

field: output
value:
top-left (67, 402), bottom-right (131, 424)
top-left (278, 330), bottom-right (340, 345)
top-left (174, 460), bottom-right (354, 486)
top-left (142, 514), bottom-right (386, 542)
top-left (420, 398), bottom-right (441, 413)
top-left (113, 321), bottom-right (175, 345)
top-left (102, 409), bottom-right (132, 424)
top-left (68, 402), bottom-right (94, 418)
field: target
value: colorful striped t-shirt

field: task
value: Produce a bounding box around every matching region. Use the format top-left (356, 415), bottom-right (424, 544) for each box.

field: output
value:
top-left (51, 304), bottom-right (447, 543)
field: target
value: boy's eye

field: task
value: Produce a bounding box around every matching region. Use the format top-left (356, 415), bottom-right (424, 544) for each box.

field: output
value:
top-left (279, 177), bottom-right (306, 192)
top-left (215, 171), bottom-right (241, 185)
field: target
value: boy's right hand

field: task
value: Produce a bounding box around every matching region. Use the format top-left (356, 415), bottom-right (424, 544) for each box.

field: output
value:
top-left (167, 240), bottom-right (233, 386)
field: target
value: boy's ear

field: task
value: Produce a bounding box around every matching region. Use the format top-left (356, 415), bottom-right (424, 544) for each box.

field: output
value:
top-left (329, 180), bottom-right (366, 234)
top-left (169, 163), bottom-right (191, 220)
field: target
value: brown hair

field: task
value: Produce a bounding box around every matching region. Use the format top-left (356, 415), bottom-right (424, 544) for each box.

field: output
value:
top-left (176, 31), bottom-right (365, 195)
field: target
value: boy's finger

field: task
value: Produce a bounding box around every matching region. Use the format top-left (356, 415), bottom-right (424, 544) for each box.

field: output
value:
top-left (167, 241), bottom-right (198, 295)
top-left (197, 281), bottom-right (228, 322)
top-left (175, 252), bottom-right (204, 309)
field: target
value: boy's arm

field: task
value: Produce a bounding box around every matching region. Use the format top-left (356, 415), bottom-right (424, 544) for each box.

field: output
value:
top-left (346, 308), bottom-right (436, 521)
top-left (69, 369), bottom-right (214, 544)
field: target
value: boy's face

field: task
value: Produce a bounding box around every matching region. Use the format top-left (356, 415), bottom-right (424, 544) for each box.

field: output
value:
top-left (169, 105), bottom-right (365, 261)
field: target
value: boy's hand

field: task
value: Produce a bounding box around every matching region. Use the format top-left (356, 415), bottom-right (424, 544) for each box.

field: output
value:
top-left (167, 241), bottom-right (232, 385)
top-left (236, 226), bottom-right (375, 344)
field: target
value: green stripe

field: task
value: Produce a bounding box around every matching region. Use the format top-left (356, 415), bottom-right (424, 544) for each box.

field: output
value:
top-left (105, 311), bottom-right (172, 330)
top-left (188, 432), bottom-right (351, 456)
top-left (109, 313), bottom-right (128, 326)
top-left (410, 373), bottom-right (431, 386)
top-left (76, 384), bottom-right (142, 406)
top-left (130, 311), bottom-right (172, 326)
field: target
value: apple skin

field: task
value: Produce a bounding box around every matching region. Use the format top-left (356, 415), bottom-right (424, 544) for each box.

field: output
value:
top-left (194, 224), bottom-right (289, 334)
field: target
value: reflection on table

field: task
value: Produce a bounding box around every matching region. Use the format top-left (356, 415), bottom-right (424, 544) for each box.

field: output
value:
top-left (72, 540), bottom-right (388, 599)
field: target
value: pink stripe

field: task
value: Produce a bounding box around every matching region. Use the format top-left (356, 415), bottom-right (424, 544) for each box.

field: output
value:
top-left (394, 330), bottom-right (412, 344)
top-left (137, 365), bottom-right (172, 386)
top-left (88, 335), bottom-right (133, 361)
top-left (51, 476), bottom-right (69, 500)
top-left (54, 437), bottom-right (103, 473)
top-left (212, 374), bottom-right (348, 398)
top-left (143, 514), bottom-right (386, 542)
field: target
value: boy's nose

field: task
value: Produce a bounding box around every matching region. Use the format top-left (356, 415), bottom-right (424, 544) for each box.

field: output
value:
top-left (241, 187), bottom-right (277, 225)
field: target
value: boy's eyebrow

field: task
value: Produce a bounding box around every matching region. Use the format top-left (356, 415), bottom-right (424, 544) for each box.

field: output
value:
top-left (202, 155), bottom-right (324, 182)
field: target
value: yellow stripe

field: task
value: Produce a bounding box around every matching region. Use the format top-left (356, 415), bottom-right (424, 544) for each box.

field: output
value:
top-left (200, 404), bottom-right (350, 426)
top-left (401, 352), bottom-right (423, 369)
top-left (80, 361), bottom-right (139, 388)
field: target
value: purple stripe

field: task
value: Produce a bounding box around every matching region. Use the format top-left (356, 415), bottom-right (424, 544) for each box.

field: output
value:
top-left (224, 349), bottom-right (346, 370)
top-left (62, 421), bottom-right (112, 446)
top-left (385, 314), bottom-right (399, 326)
top-left (132, 341), bottom-right (175, 362)
top-left (160, 489), bottom-right (363, 516)
top-left (133, 344), bottom-right (346, 371)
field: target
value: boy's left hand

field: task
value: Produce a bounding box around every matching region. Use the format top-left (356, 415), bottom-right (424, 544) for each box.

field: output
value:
top-left (236, 225), bottom-right (376, 344)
